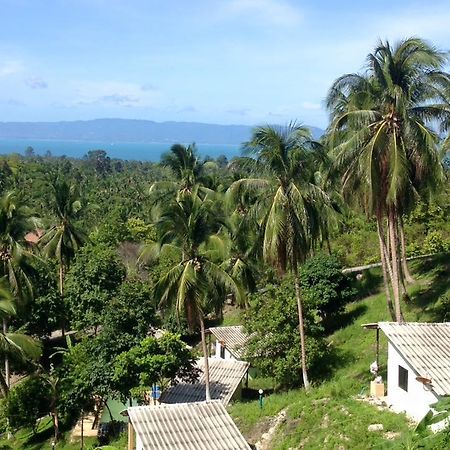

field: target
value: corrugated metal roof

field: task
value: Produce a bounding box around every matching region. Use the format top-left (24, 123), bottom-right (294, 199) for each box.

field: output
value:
top-left (209, 326), bottom-right (250, 359)
top-left (378, 322), bottom-right (450, 396)
top-left (128, 401), bottom-right (251, 450)
top-left (161, 357), bottom-right (249, 406)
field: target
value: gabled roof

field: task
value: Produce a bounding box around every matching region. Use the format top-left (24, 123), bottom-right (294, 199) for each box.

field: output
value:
top-left (379, 322), bottom-right (450, 396)
top-left (161, 357), bottom-right (249, 406)
top-left (128, 401), bottom-right (251, 450)
top-left (208, 325), bottom-right (250, 359)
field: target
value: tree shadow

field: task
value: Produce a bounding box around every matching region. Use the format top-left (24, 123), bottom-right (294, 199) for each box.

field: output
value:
top-left (325, 303), bottom-right (368, 335)
top-left (13, 421), bottom-right (54, 450)
top-left (313, 346), bottom-right (357, 382)
top-left (350, 270), bottom-right (383, 300)
top-left (408, 254), bottom-right (449, 316)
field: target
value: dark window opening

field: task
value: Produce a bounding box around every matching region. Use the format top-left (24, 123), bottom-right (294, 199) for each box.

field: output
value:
top-left (220, 342), bottom-right (226, 359)
top-left (398, 365), bottom-right (408, 391)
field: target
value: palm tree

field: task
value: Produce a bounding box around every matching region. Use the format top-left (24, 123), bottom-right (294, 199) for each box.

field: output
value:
top-left (0, 192), bottom-right (37, 387)
top-left (327, 38), bottom-right (450, 322)
top-left (143, 188), bottom-right (244, 401)
top-left (40, 177), bottom-right (85, 297)
top-left (228, 123), bottom-right (330, 389)
top-left (149, 144), bottom-right (210, 203)
top-left (0, 278), bottom-right (41, 396)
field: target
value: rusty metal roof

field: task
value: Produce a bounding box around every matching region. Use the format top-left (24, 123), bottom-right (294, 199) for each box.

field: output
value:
top-left (208, 326), bottom-right (250, 359)
top-left (161, 357), bottom-right (249, 406)
top-left (378, 322), bottom-right (450, 396)
top-left (128, 401), bottom-right (251, 450)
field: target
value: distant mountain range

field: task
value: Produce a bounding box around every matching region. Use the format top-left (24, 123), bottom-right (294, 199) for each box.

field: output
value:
top-left (0, 119), bottom-right (324, 145)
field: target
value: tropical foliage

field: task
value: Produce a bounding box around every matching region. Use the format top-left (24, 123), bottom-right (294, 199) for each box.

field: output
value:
top-left (0, 34), bottom-right (448, 449)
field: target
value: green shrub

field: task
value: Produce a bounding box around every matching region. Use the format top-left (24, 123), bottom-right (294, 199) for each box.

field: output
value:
top-left (300, 255), bottom-right (355, 332)
top-left (245, 276), bottom-right (329, 388)
top-left (7, 376), bottom-right (51, 432)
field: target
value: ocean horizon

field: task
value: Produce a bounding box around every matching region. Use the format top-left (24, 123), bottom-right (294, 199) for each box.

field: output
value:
top-left (0, 138), bottom-right (242, 162)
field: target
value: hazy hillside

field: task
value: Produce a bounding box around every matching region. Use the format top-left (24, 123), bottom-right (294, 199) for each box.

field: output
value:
top-left (0, 119), bottom-right (324, 145)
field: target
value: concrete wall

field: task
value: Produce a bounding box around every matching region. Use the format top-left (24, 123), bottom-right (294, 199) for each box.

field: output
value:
top-left (135, 432), bottom-right (143, 450)
top-left (214, 340), bottom-right (235, 360)
top-left (387, 342), bottom-right (439, 421)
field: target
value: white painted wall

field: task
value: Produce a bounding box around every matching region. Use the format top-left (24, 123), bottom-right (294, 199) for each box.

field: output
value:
top-left (135, 431), bottom-right (143, 450)
top-left (214, 340), bottom-right (235, 360)
top-left (386, 342), bottom-right (440, 421)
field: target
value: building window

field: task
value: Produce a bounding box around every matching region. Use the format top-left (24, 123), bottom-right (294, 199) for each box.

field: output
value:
top-left (398, 365), bottom-right (408, 391)
top-left (220, 342), bottom-right (226, 359)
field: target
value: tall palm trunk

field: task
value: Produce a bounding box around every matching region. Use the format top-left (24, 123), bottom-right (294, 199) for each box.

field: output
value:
top-left (59, 264), bottom-right (66, 336)
top-left (199, 316), bottom-right (211, 401)
top-left (59, 264), bottom-right (64, 296)
top-left (292, 261), bottom-right (310, 390)
top-left (52, 409), bottom-right (60, 441)
top-left (376, 219), bottom-right (395, 320)
top-left (3, 318), bottom-right (10, 389)
top-left (388, 208), bottom-right (402, 322)
top-left (399, 216), bottom-right (414, 284)
top-left (0, 369), bottom-right (8, 397)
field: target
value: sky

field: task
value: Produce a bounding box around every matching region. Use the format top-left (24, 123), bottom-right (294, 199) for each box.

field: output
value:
top-left (1, 0), bottom-right (450, 129)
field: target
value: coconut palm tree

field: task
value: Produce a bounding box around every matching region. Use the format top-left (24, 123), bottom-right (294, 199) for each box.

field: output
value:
top-left (228, 123), bottom-right (330, 389)
top-left (40, 177), bottom-right (85, 297)
top-left (0, 192), bottom-right (37, 387)
top-left (327, 38), bottom-right (450, 322)
top-left (143, 187), bottom-right (244, 401)
top-left (0, 278), bottom-right (41, 396)
top-left (149, 143), bottom-right (211, 204)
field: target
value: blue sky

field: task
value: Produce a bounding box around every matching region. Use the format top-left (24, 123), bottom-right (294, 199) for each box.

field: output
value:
top-left (1, 0), bottom-right (450, 128)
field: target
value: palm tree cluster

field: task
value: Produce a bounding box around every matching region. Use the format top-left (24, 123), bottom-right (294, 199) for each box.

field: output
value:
top-left (148, 125), bottom-right (332, 391)
top-left (148, 38), bottom-right (450, 394)
top-left (0, 173), bottom-right (85, 398)
top-left (326, 38), bottom-right (450, 321)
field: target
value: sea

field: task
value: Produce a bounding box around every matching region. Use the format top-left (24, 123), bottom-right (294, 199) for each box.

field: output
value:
top-left (0, 139), bottom-right (242, 162)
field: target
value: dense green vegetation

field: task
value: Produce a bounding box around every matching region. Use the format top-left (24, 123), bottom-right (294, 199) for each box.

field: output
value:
top-left (0, 37), bottom-right (449, 449)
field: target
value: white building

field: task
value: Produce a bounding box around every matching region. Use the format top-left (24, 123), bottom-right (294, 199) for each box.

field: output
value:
top-left (208, 326), bottom-right (250, 360)
top-left (378, 322), bottom-right (450, 421)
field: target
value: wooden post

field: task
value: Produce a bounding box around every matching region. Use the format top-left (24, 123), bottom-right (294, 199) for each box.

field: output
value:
top-left (80, 413), bottom-right (84, 450)
top-left (376, 328), bottom-right (380, 368)
top-left (128, 422), bottom-right (135, 450)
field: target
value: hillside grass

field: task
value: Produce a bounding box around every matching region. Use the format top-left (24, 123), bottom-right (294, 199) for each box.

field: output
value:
top-left (229, 254), bottom-right (450, 449)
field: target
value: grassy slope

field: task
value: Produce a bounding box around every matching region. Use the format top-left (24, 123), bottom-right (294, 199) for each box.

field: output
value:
top-left (229, 255), bottom-right (450, 449)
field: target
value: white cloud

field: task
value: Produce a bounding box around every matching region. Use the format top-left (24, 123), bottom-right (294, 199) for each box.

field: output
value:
top-left (0, 60), bottom-right (23, 77)
top-left (221, 0), bottom-right (302, 26)
top-left (25, 76), bottom-right (48, 89)
top-left (74, 80), bottom-right (162, 107)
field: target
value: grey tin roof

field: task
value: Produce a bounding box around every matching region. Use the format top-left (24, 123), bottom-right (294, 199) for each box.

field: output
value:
top-left (379, 322), bottom-right (450, 396)
top-left (128, 401), bottom-right (251, 450)
top-left (161, 357), bottom-right (249, 406)
top-left (209, 326), bottom-right (250, 359)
